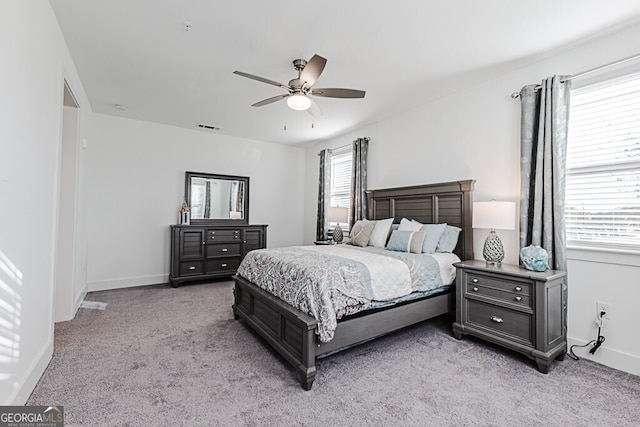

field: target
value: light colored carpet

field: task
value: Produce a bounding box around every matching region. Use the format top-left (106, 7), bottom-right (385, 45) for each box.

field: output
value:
top-left (28, 281), bottom-right (640, 426)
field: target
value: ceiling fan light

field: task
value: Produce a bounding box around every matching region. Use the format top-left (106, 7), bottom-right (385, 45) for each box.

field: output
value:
top-left (287, 94), bottom-right (311, 111)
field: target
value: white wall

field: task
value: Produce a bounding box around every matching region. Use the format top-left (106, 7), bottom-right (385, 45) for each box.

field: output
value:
top-left (86, 114), bottom-right (306, 291)
top-left (304, 22), bottom-right (640, 375)
top-left (0, 1), bottom-right (90, 404)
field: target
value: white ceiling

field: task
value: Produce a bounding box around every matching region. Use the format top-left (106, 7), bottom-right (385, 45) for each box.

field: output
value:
top-left (50, 0), bottom-right (640, 146)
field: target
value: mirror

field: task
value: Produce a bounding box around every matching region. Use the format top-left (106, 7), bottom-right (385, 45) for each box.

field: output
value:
top-left (185, 172), bottom-right (249, 225)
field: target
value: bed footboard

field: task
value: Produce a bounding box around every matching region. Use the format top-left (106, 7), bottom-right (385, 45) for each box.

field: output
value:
top-left (232, 275), bottom-right (319, 390)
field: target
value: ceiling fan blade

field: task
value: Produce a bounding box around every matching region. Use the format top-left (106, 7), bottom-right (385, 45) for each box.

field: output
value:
top-left (299, 54), bottom-right (327, 88)
top-left (311, 88), bottom-right (366, 98)
top-left (233, 71), bottom-right (290, 90)
top-left (307, 98), bottom-right (322, 117)
top-left (251, 94), bottom-right (290, 107)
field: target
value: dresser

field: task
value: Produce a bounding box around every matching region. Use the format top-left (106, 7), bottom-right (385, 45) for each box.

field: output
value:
top-left (452, 260), bottom-right (567, 373)
top-left (169, 224), bottom-right (267, 287)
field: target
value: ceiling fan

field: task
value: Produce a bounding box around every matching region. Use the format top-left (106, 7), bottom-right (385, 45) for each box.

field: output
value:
top-left (233, 54), bottom-right (365, 114)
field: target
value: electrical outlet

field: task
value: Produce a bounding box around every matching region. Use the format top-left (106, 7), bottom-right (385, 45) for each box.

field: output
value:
top-left (596, 301), bottom-right (612, 320)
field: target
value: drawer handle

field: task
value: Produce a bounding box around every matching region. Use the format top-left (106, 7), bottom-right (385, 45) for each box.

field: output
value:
top-left (234, 236), bottom-right (239, 239)
top-left (515, 296), bottom-right (522, 302)
top-left (515, 286), bottom-right (522, 292)
top-left (210, 236), bottom-right (215, 240)
top-left (202, 241), bottom-right (205, 245)
top-left (472, 278), bottom-right (479, 283)
top-left (221, 263), bottom-right (228, 268)
top-left (473, 286), bottom-right (479, 292)
top-left (490, 316), bottom-right (504, 323)
top-left (189, 266), bottom-right (196, 270)
top-left (211, 231), bottom-right (215, 234)
top-left (221, 248), bottom-right (228, 252)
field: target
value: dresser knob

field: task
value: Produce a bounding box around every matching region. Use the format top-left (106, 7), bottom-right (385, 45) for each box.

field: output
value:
top-left (189, 266), bottom-right (196, 270)
top-left (234, 236), bottom-right (239, 239)
top-left (515, 286), bottom-right (522, 292)
top-left (472, 278), bottom-right (479, 283)
top-left (221, 263), bottom-right (228, 268)
top-left (221, 248), bottom-right (228, 252)
top-left (202, 241), bottom-right (205, 245)
top-left (515, 296), bottom-right (522, 302)
top-left (473, 287), bottom-right (479, 292)
top-left (490, 316), bottom-right (504, 323)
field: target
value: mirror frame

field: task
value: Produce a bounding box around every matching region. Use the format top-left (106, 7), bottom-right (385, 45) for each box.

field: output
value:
top-left (185, 171), bottom-right (250, 226)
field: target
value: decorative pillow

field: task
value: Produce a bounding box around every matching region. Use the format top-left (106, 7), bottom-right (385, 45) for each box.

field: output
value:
top-left (349, 220), bottom-right (376, 247)
top-left (436, 225), bottom-right (462, 253)
top-left (398, 217), bottom-right (422, 231)
top-left (368, 218), bottom-right (394, 248)
top-left (409, 231), bottom-right (426, 254)
top-left (419, 223), bottom-right (448, 254)
top-left (386, 230), bottom-right (426, 253)
top-left (386, 230), bottom-right (411, 252)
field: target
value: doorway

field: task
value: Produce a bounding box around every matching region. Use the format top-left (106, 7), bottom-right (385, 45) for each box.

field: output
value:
top-left (54, 81), bottom-right (85, 322)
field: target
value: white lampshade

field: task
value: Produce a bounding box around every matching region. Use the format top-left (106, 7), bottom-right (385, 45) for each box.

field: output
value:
top-left (287, 94), bottom-right (311, 111)
top-left (473, 201), bottom-right (516, 230)
top-left (327, 206), bottom-right (348, 223)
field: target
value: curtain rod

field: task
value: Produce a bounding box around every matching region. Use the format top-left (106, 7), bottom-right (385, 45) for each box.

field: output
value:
top-left (510, 52), bottom-right (640, 99)
top-left (317, 137), bottom-right (370, 156)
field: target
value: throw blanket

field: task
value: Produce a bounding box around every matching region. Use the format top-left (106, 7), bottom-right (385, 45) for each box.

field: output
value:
top-left (236, 245), bottom-right (458, 343)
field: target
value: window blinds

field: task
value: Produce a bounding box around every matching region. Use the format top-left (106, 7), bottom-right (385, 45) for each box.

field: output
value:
top-left (329, 149), bottom-right (352, 229)
top-left (566, 71), bottom-right (640, 249)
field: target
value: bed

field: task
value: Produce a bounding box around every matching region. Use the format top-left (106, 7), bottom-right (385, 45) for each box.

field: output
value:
top-left (232, 180), bottom-right (475, 390)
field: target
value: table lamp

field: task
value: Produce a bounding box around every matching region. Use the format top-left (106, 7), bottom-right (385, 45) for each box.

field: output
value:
top-left (327, 206), bottom-right (349, 243)
top-left (473, 201), bottom-right (516, 264)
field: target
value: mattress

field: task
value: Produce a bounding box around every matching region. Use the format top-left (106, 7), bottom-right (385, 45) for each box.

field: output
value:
top-left (236, 245), bottom-right (460, 343)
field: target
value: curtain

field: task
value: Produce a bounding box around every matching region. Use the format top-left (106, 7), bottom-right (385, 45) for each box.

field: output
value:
top-left (316, 149), bottom-right (331, 241)
top-left (519, 75), bottom-right (570, 271)
top-left (350, 137), bottom-right (369, 226)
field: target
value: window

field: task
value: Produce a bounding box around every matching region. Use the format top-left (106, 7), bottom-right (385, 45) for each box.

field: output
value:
top-left (565, 71), bottom-right (640, 250)
top-left (329, 148), bottom-right (352, 231)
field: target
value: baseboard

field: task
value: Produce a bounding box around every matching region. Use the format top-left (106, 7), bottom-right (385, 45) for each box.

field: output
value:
top-left (7, 340), bottom-right (53, 405)
top-left (88, 274), bottom-right (169, 292)
top-left (73, 285), bottom-right (88, 315)
top-left (567, 336), bottom-right (640, 376)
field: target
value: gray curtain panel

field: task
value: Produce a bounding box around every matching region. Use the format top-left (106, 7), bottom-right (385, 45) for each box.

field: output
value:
top-left (316, 149), bottom-right (331, 241)
top-left (519, 76), bottom-right (570, 271)
top-left (350, 137), bottom-right (369, 226)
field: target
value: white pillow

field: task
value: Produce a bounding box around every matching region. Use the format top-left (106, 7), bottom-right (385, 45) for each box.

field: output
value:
top-left (368, 218), bottom-right (394, 248)
top-left (399, 218), bottom-right (422, 231)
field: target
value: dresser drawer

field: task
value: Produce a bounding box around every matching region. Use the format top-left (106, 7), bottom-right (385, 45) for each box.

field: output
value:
top-left (466, 283), bottom-right (532, 309)
top-left (206, 243), bottom-right (241, 257)
top-left (467, 300), bottom-right (533, 345)
top-left (206, 257), bottom-right (241, 273)
top-left (179, 261), bottom-right (204, 276)
top-left (206, 229), bottom-right (241, 243)
top-left (467, 273), bottom-right (531, 296)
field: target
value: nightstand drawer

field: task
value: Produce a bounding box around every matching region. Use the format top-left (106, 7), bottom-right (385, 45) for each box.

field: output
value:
top-left (467, 273), bottom-right (531, 296)
top-left (467, 300), bottom-right (533, 345)
top-left (466, 283), bottom-right (532, 308)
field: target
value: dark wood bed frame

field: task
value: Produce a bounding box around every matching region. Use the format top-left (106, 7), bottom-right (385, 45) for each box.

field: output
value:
top-left (232, 180), bottom-right (475, 390)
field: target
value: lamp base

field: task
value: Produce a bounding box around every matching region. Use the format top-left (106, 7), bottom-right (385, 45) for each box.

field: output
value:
top-left (482, 230), bottom-right (504, 264)
top-left (332, 224), bottom-right (344, 243)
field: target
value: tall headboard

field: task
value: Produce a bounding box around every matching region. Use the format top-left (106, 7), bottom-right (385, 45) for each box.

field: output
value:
top-left (365, 180), bottom-right (475, 261)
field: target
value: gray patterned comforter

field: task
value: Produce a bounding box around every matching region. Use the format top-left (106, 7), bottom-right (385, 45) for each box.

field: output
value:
top-left (236, 245), bottom-right (459, 342)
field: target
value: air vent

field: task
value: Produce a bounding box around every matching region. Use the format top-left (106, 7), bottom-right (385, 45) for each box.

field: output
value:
top-left (196, 123), bottom-right (220, 131)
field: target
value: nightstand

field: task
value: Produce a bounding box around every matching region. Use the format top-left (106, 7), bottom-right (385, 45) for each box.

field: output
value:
top-left (314, 240), bottom-right (334, 245)
top-left (452, 260), bottom-right (567, 373)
